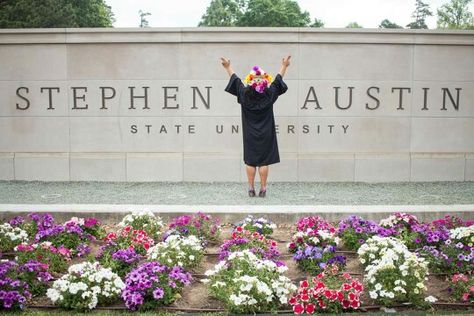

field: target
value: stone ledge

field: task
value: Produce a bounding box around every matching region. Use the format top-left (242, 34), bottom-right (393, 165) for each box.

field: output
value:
top-left (0, 204), bottom-right (472, 224)
top-left (0, 28), bottom-right (473, 45)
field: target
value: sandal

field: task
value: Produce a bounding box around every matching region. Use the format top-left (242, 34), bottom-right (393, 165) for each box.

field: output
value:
top-left (248, 188), bottom-right (256, 197)
top-left (258, 189), bottom-right (266, 198)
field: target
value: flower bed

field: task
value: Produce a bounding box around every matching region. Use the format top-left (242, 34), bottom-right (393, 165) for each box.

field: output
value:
top-left (164, 212), bottom-right (221, 244)
top-left (218, 227), bottom-right (280, 261)
top-left (0, 223), bottom-right (28, 252)
top-left (233, 215), bottom-right (276, 236)
top-left (147, 234), bottom-right (204, 269)
top-left (46, 262), bottom-right (124, 310)
top-left (357, 236), bottom-right (429, 306)
top-left (122, 262), bottom-right (192, 311)
top-left (202, 250), bottom-right (296, 313)
top-left (288, 216), bottom-right (345, 273)
top-left (118, 210), bottom-right (164, 239)
top-left (1, 211), bottom-right (473, 313)
top-left (0, 260), bottom-right (53, 310)
top-left (288, 264), bottom-right (363, 314)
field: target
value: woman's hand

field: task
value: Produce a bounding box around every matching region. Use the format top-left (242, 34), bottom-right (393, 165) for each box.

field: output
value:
top-left (279, 55), bottom-right (291, 77)
top-left (220, 57), bottom-right (234, 77)
top-left (221, 57), bottom-right (231, 69)
top-left (282, 55), bottom-right (291, 67)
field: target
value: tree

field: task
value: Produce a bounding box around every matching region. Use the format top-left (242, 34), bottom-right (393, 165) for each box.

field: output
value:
top-left (437, 0), bottom-right (474, 29)
top-left (311, 18), bottom-right (324, 28)
top-left (198, 0), bottom-right (245, 26)
top-left (237, 0), bottom-right (310, 27)
top-left (198, 0), bottom-right (312, 27)
top-left (0, 0), bottom-right (115, 28)
top-left (406, 0), bottom-right (433, 29)
top-left (139, 10), bottom-right (151, 28)
top-left (379, 19), bottom-right (403, 28)
top-left (346, 22), bottom-right (363, 28)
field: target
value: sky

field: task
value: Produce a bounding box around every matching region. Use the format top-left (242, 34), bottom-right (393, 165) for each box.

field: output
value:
top-left (104, 0), bottom-right (474, 28)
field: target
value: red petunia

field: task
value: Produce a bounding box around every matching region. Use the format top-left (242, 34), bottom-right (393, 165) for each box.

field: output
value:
top-left (324, 290), bottom-right (332, 299)
top-left (293, 303), bottom-right (304, 314)
top-left (305, 303), bottom-right (315, 314)
top-left (337, 291), bottom-right (344, 302)
top-left (343, 283), bottom-right (352, 291)
top-left (300, 293), bottom-right (310, 302)
top-left (342, 299), bottom-right (350, 309)
top-left (348, 292), bottom-right (357, 301)
top-left (236, 226), bottom-right (243, 232)
top-left (318, 299), bottom-right (326, 309)
top-left (352, 281), bottom-right (363, 292)
top-left (289, 296), bottom-right (297, 305)
top-left (351, 299), bottom-right (360, 309)
top-left (300, 280), bottom-right (309, 288)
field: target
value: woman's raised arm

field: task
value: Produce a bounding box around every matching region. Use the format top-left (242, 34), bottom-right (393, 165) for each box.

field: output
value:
top-left (220, 57), bottom-right (235, 77)
top-left (278, 55), bottom-right (291, 77)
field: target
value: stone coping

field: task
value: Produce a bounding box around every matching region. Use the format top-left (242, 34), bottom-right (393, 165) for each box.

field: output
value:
top-left (0, 27), bottom-right (473, 45)
top-left (1, 204), bottom-right (473, 224)
top-left (1, 203), bottom-right (474, 213)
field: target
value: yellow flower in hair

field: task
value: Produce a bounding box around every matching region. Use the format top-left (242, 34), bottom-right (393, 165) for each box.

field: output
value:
top-left (245, 66), bottom-right (273, 93)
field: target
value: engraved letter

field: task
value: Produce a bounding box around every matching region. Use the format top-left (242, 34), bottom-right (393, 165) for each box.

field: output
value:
top-left (334, 86), bottom-right (354, 110)
top-left (391, 87), bottom-right (411, 110)
top-left (40, 87), bottom-right (60, 110)
top-left (16, 87), bottom-right (30, 110)
top-left (441, 88), bottom-right (461, 111)
top-left (421, 87), bottom-right (429, 111)
top-left (301, 86), bottom-right (322, 110)
top-left (71, 87), bottom-right (88, 110)
top-left (129, 86), bottom-right (150, 110)
top-left (365, 86), bottom-right (380, 110)
top-left (100, 87), bottom-right (116, 110)
top-left (191, 86), bottom-right (211, 109)
top-left (163, 86), bottom-right (179, 109)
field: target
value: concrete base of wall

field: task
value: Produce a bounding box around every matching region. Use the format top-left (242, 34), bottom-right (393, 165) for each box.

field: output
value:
top-left (1, 152), bottom-right (474, 182)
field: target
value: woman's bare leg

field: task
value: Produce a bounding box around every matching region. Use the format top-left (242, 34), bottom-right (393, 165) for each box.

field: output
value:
top-left (246, 165), bottom-right (257, 189)
top-left (258, 165), bottom-right (268, 191)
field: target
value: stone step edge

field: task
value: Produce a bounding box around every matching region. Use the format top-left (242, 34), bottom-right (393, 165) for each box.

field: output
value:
top-left (0, 204), bottom-right (473, 213)
top-left (2, 204), bottom-right (473, 223)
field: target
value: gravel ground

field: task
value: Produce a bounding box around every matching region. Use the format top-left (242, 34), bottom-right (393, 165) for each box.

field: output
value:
top-left (0, 180), bottom-right (473, 205)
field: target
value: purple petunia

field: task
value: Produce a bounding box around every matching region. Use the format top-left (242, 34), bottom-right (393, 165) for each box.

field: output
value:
top-left (153, 287), bottom-right (164, 299)
top-left (122, 261), bottom-right (192, 311)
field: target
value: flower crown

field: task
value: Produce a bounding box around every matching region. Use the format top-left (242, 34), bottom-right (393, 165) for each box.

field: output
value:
top-left (244, 66), bottom-right (273, 93)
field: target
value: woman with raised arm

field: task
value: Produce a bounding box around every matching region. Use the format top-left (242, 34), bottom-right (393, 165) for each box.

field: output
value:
top-left (221, 56), bottom-right (291, 197)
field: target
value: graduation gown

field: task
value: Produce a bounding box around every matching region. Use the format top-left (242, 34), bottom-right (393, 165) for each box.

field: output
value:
top-left (225, 73), bottom-right (288, 167)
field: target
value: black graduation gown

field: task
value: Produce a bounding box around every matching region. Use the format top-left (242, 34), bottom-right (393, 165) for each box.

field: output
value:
top-left (225, 73), bottom-right (288, 167)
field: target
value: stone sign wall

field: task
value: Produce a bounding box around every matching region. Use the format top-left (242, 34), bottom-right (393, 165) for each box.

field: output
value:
top-left (0, 28), bottom-right (473, 182)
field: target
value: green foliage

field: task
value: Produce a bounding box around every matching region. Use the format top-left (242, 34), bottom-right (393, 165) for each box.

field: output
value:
top-left (311, 18), bottom-right (324, 28)
top-left (406, 0), bottom-right (433, 29)
top-left (379, 19), bottom-right (403, 29)
top-left (16, 245), bottom-right (69, 274)
top-left (437, 0), bottom-right (474, 29)
top-left (0, 0), bottom-right (115, 28)
top-left (139, 10), bottom-right (151, 28)
top-left (199, 0), bottom-right (314, 27)
top-left (199, 0), bottom-right (245, 26)
top-left (237, 0), bottom-right (310, 27)
top-left (346, 21), bottom-right (363, 28)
